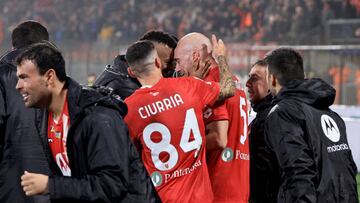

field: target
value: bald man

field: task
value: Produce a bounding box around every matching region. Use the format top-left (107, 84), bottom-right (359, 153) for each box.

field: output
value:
top-left (175, 33), bottom-right (250, 203)
top-left (124, 39), bottom-right (235, 203)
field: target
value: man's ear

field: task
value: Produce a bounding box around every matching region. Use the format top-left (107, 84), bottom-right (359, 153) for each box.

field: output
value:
top-left (192, 49), bottom-right (200, 61)
top-left (270, 74), bottom-right (277, 87)
top-left (127, 67), bottom-right (136, 78)
top-left (155, 56), bottom-right (162, 69)
top-left (44, 69), bottom-right (56, 86)
top-left (200, 44), bottom-right (212, 60)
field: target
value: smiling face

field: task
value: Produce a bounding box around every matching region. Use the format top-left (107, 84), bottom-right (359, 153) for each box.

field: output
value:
top-left (174, 45), bottom-right (193, 77)
top-left (16, 59), bottom-right (51, 108)
top-left (246, 63), bottom-right (269, 105)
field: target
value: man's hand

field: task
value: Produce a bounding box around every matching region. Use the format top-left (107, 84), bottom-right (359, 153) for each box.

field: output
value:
top-left (193, 57), bottom-right (211, 79)
top-left (21, 171), bottom-right (49, 196)
top-left (211, 34), bottom-right (227, 59)
top-left (210, 34), bottom-right (235, 103)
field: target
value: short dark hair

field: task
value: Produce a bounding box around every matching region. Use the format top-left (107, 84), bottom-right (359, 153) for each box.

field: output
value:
top-left (264, 48), bottom-right (304, 86)
top-left (251, 59), bottom-right (267, 68)
top-left (16, 42), bottom-right (66, 82)
top-left (11, 21), bottom-right (49, 49)
top-left (125, 40), bottom-right (155, 67)
top-left (139, 30), bottom-right (177, 49)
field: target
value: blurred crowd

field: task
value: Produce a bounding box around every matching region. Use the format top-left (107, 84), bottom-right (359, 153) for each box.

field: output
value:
top-left (0, 0), bottom-right (359, 48)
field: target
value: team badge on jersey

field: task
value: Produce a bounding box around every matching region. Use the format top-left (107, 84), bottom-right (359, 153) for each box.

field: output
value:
top-left (151, 171), bottom-right (163, 187)
top-left (321, 114), bottom-right (340, 142)
top-left (221, 147), bottom-right (234, 162)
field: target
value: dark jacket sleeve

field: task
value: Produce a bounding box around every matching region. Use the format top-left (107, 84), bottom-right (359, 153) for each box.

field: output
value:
top-left (264, 105), bottom-right (317, 203)
top-left (48, 110), bottom-right (130, 202)
top-left (106, 79), bottom-right (138, 100)
top-left (0, 70), bottom-right (5, 161)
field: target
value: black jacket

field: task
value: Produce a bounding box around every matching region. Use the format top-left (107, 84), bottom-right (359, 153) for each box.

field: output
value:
top-left (0, 49), bottom-right (23, 64)
top-left (265, 78), bottom-right (358, 203)
top-left (94, 55), bottom-right (141, 100)
top-left (35, 78), bottom-right (160, 203)
top-left (0, 51), bottom-right (50, 203)
top-left (249, 94), bottom-right (280, 203)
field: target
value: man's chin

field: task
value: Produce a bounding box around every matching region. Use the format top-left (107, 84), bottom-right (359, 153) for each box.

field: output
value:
top-left (24, 103), bottom-right (33, 108)
top-left (24, 101), bottom-right (39, 108)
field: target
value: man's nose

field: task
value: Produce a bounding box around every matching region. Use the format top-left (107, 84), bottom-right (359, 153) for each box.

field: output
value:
top-left (175, 63), bottom-right (181, 72)
top-left (16, 79), bottom-right (23, 90)
top-left (245, 79), bottom-right (251, 88)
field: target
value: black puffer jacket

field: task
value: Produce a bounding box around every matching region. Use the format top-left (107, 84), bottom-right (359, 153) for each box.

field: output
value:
top-left (35, 78), bottom-right (160, 203)
top-left (94, 55), bottom-right (141, 100)
top-left (0, 51), bottom-right (50, 203)
top-left (265, 78), bottom-right (358, 203)
top-left (0, 49), bottom-right (24, 64)
top-left (249, 94), bottom-right (280, 203)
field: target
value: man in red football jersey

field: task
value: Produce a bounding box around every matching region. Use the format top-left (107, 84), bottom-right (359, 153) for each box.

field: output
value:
top-left (175, 32), bottom-right (250, 203)
top-left (124, 36), bottom-right (235, 203)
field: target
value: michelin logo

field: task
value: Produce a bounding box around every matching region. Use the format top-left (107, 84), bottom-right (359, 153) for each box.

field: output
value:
top-left (320, 114), bottom-right (349, 153)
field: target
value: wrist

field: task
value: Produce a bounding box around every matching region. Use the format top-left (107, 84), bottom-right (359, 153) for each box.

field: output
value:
top-left (217, 55), bottom-right (227, 60)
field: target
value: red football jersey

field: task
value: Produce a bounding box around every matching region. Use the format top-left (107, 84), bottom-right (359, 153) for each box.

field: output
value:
top-left (125, 77), bottom-right (219, 203)
top-left (205, 67), bottom-right (250, 203)
top-left (47, 98), bottom-right (71, 176)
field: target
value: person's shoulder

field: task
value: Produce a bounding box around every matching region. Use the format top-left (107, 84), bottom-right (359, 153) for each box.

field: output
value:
top-left (0, 62), bottom-right (16, 83)
top-left (0, 61), bottom-right (15, 72)
top-left (78, 85), bottom-right (127, 115)
top-left (267, 99), bottom-right (306, 122)
top-left (83, 104), bottom-right (124, 126)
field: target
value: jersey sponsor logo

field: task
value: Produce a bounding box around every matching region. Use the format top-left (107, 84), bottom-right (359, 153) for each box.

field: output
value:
top-left (221, 148), bottom-right (250, 162)
top-left (321, 114), bottom-right (340, 142)
top-left (327, 143), bottom-right (349, 153)
top-left (320, 114), bottom-right (350, 153)
top-left (151, 171), bottom-right (163, 187)
top-left (221, 147), bottom-right (234, 162)
top-left (235, 150), bottom-right (250, 161)
top-left (164, 160), bottom-right (202, 184)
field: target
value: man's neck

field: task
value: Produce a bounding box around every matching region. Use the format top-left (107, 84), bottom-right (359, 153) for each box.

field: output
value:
top-left (49, 82), bottom-right (67, 120)
top-left (138, 74), bottom-right (163, 87)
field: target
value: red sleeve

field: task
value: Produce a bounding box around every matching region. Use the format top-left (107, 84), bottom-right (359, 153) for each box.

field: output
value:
top-left (203, 103), bottom-right (229, 124)
top-left (190, 77), bottom-right (220, 107)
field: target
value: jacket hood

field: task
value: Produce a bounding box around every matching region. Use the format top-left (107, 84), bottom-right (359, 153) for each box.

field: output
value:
top-left (273, 78), bottom-right (335, 109)
top-left (66, 78), bottom-right (128, 122)
top-left (113, 54), bottom-right (129, 75)
top-left (0, 49), bottom-right (24, 65)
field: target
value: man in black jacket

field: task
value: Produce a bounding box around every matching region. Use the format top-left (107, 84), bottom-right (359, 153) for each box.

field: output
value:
top-left (0, 20), bottom-right (50, 203)
top-left (94, 55), bottom-right (141, 100)
top-left (246, 59), bottom-right (279, 203)
top-left (16, 42), bottom-right (160, 203)
top-left (94, 30), bottom-right (177, 100)
top-left (264, 48), bottom-right (358, 202)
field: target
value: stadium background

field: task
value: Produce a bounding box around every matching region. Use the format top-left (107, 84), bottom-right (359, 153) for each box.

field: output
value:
top-left (0, 0), bottom-right (359, 199)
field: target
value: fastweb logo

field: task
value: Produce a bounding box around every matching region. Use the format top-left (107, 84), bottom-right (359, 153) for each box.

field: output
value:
top-left (320, 114), bottom-right (349, 153)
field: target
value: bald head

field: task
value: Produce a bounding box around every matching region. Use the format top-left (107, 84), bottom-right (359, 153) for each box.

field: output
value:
top-left (174, 32), bottom-right (213, 76)
top-left (176, 32), bottom-right (212, 55)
